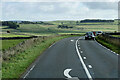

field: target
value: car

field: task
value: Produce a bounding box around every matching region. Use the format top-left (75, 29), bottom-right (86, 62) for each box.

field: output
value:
top-left (96, 31), bottom-right (103, 36)
top-left (85, 32), bottom-right (95, 40)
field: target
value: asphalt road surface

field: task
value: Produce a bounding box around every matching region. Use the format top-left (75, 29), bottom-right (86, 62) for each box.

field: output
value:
top-left (21, 36), bottom-right (119, 80)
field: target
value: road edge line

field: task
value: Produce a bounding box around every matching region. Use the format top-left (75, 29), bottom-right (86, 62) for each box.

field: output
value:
top-left (95, 39), bottom-right (119, 56)
top-left (75, 38), bottom-right (93, 80)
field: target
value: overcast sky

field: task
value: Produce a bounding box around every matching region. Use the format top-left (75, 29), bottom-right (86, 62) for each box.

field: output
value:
top-left (1, 2), bottom-right (118, 21)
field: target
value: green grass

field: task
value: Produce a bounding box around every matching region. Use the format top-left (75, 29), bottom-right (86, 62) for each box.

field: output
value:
top-left (111, 35), bottom-right (120, 37)
top-left (1, 33), bottom-right (30, 37)
top-left (2, 35), bottom-right (80, 78)
top-left (96, 37), bottom-right (120, 54)
top-left (1, 39), bottom-right (27, 50)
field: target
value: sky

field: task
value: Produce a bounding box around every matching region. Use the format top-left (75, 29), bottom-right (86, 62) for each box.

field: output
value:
top-left (1, 1), bottom-right (119, 21)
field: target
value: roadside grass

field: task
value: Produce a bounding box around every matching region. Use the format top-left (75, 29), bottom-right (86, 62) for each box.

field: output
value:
top-left (96, 37), bottom-right (120, 54)
top-left (2, 34), bottom-right (81, 78)
top-left (1, 39), bottom-right (27, 50)
top-left (111, 35), bottom-right (120, 37)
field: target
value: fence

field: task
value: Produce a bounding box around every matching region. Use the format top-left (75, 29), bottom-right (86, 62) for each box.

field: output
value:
top-left (1, 36), bottom-right (48, 61)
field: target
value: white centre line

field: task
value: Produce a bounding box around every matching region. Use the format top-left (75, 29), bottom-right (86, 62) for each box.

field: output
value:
top-left (76, 38), bottom-right (93, 80)
top-left (83, 57), bottom-right (86, 60)
top-left (81, 51), bottom-right (83, 53)
top-left (71, 40), bottom-right (74, 42)
top-left (88, 65), bottom-right (92, 69)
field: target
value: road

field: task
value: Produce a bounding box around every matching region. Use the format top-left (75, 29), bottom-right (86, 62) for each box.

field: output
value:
top-left (21, 36), bottom-right (119, 79)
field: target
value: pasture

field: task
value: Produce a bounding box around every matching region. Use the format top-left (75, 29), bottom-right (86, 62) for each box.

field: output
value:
top-left (1, 39), bottom-right (27, 50)
top-left (1, 21), bottom-right (118, 36)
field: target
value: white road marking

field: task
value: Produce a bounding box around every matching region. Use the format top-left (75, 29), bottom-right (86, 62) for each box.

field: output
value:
top-left (49, 42), bottom-right (56, 48)
top-left (67, 77), bottom-right (79, 80)
top-left (95, 40), bottom-right (119, 56)
top-left (76, 38), bottom-right (93, 80)
top-left (88, 65), bottom-right (92, 69)
top-left (64, 69), bottom-right (72, 78)
top-left (83, 57), bottom-right (86, 60)
top-left (23, 64), bottom-right (36, 78)
top-left (23, 70), bottom-right (31, 78)
top-left (80, 51), bottom-right (83, 53)
top-left (78, 45), bottom-right (80, 46)
top-left (79, 47), bottom-right (81, 49)
top-left (30, 65), bottom-right (35, 71)
top-left (71, 40), bottom-right (74, 42)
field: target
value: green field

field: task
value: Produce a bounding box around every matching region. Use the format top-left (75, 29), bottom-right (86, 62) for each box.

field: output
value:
top-left (1, 21), bottom-right (118, 51)
top-left (1, 21), bottom-right (118, 37)
top-left (1, 34), bottom-right (30, 37)
top-left (1, 39), bottom-right (27, 50)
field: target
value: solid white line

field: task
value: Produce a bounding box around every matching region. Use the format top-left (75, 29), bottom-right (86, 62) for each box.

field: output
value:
top-left (30, 65), bottom-right (35, 71)
top-left (64, 69), bottom-right (72, 78)
top-left (23, 64), bottom-right (36, 78)
top-left (23, 70), bottom-right (31, 78)
top-left (49, 42), bottom-right (56, 48)
top-left (76, 38), bottom-right (93, 80)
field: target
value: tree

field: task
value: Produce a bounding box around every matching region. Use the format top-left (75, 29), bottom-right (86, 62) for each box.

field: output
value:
top-left (2, 21), bottom-right (19, 29)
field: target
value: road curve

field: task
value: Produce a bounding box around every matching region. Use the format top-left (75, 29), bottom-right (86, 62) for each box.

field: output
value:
top-left (21, 36), bottom-right (118, 79)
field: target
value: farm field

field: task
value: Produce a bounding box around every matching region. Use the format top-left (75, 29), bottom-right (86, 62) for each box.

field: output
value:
top-left (1, 39), bottom-right (27, 50)
top-left (1, 33), bottom-right (30, 37)
top-left (1, 22), bottom-right (118, 37)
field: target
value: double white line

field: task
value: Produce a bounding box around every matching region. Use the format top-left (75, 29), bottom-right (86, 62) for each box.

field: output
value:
top-left (75, 38), bottom-right (93, 80)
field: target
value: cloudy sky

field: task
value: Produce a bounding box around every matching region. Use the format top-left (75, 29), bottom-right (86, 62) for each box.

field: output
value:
top-left (1, 1), bottom-right (118, 21)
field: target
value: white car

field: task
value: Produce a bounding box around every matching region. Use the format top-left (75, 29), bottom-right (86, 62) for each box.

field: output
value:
top-left (96, 31), bottom-right (103, 35)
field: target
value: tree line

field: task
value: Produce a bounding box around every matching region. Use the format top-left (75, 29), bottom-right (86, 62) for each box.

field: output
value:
top-left (80, 19), bottom-right (114, 23)
top-left (58, 25), bottom-right (73, 29)
top-left (20, 21), bottom-right (53, 25)
top-left (2, 21), bottom-right (19, 29)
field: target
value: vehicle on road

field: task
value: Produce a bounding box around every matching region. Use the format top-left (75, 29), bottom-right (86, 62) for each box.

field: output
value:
top-left (85, 32), bottom-right (95, 40)
top-left (96, 31), bottom-right (103, 35)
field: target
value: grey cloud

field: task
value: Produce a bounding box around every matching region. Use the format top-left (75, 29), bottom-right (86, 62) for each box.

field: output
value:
top-left (83, 2), bottom-right (118, 10)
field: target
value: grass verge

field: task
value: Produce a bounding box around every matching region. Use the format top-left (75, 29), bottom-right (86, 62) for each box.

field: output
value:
top-left (2, 34), bottom-right (81, 79)
top-left (96, 36), bottom-right (120, 54)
